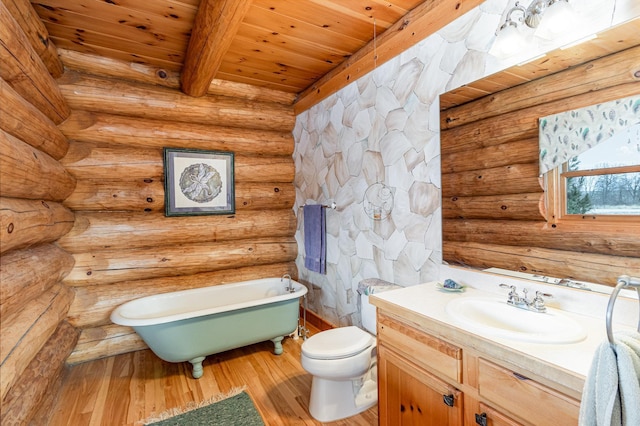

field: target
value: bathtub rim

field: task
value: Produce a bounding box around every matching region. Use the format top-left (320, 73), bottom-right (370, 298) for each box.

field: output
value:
top-left (110, 277), bottom-right (308, 327)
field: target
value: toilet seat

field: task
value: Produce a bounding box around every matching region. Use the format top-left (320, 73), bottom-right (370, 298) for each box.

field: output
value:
top-left (302, 326), bottom-right (373, 360)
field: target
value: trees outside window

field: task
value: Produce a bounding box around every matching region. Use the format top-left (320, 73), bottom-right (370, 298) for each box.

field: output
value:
top-left (548, 123), bottom-right (640, 221)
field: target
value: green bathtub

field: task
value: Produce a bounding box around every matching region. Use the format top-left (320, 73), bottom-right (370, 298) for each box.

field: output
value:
top-left (111, 277), bottom-right (308, 378)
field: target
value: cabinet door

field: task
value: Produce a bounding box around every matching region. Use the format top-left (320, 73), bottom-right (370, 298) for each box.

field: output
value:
top-left (379, 344), bottom-right (463, 426)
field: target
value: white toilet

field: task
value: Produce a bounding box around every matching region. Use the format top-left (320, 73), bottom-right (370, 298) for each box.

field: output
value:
top-left (301, 291), bottom-right (379, 422)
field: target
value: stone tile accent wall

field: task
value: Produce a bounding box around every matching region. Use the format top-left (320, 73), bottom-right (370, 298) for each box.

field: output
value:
top-left (292, 0), bottom-right (637, 326)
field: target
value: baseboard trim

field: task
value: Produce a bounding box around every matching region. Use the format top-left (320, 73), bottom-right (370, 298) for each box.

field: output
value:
top-left (299, 307), bottom-right (335, 331)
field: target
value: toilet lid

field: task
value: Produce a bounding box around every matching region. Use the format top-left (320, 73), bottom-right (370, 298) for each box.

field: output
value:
top-left (302, 326), bottom-right (374, 360)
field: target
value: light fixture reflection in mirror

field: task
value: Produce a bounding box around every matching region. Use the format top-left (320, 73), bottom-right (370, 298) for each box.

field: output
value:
top-left (490, 19), bottom-right (535, 58)
top-left (535, 0), bottom-right (576, 39)
top-left (490, 0), bottom-right (580, 59)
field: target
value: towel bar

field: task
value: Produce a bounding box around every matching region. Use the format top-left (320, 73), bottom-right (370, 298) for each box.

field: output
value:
top-left (605, 275), bottom-right (640, 345)
top-left (298, 202), bottom-right (337, 210)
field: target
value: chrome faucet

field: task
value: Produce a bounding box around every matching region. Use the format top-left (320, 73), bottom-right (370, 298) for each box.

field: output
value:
top-left (557, 278), bottom-right (591, 291)
top-left (532, 275), bottom-right (591, 291)
top-left (499, 284), bottom-right (552, 313)
top-left (281, 274), bottom-right (295, 293)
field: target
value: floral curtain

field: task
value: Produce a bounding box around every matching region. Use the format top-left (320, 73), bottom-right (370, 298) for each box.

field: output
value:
top-left (539, 95), bottom-right (640, 175)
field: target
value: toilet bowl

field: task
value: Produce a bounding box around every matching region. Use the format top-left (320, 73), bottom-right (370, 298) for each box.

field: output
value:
top-left (300, 289), bottom-right (381, 423)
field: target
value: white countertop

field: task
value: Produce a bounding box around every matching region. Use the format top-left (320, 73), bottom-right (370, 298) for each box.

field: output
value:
top-left (370, 281), bottom-right (637, 397)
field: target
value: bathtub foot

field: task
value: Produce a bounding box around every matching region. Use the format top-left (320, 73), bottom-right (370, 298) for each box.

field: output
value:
top-left (271, 336), bottom-right (284, 355)
top-left (189, 356), bottom-right (206, 379)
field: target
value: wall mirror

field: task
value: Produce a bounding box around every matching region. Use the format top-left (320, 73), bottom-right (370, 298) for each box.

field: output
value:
top-left (439, 19), bottom-right (640, 291)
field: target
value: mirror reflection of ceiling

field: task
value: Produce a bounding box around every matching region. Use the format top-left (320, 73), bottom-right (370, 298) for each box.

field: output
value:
top-left (539, 94), bottom-right (640, 174)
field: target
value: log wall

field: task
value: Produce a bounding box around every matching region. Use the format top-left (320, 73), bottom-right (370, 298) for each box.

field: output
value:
top-left (3, 4), bottom-right (298, 419)
top-left (0, 2), bottom-right (77, 424)
top-left (56, 54), bottom-right (298, 364)
top-left (440, 45), bottom-right (640, 286)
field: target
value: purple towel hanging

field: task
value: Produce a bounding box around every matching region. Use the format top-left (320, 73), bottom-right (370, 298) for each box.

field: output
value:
top-left (303, 204), bottom-right (326, 274)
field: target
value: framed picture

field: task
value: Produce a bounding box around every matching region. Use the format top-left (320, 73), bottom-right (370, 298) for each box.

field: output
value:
top-left (163, 148), bottom-right (235, 216)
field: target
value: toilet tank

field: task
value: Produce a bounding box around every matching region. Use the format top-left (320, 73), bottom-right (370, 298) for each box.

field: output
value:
top-left (361, 293), bottom-right (377, 334)
top-left (360, 282), bottom-right (402, 335)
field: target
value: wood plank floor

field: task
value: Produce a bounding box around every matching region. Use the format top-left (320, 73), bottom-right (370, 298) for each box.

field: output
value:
top-left (46, 325), bottom-right (378, 425)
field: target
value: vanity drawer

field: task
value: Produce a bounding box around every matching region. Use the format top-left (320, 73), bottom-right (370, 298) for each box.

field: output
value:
top-left (378, 312), bottom-right (462, 383)
top-left (477, 359), bottom-right (579, 425)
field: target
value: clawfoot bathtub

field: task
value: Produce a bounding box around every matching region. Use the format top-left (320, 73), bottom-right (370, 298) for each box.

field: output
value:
top-left (110, 277), bottom-right (307, 378)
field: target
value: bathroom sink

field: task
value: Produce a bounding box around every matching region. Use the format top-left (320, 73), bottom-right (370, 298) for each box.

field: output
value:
top-left (445, 297), bottom-right (587, 344)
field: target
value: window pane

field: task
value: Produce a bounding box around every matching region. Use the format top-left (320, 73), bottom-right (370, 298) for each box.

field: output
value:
top-left (566, 172), bottom-right (640, 215)
top-left (570, 122), bottom-right (640, 171)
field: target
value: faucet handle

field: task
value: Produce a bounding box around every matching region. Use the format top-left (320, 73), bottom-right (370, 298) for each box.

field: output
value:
top-left (532, 291), bottom-right (552, 311)
top-left (535, 291), bottom-right (553, 299)
top-left (499, 284), bottom-right (520, 304)
top-left (499, 283), bottom-right (516, 291)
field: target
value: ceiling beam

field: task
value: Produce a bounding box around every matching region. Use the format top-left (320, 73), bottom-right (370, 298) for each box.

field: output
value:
top-left (181, 0), bottom-right (252, 97)
top-left (294, 0), bottom-right (485, 114)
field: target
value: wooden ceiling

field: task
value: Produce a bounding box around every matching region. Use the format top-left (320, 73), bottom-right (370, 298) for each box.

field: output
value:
top-left (29, 0), bottom-right (639, 111)
top-left (35, 0), bottom-right (411, 91)
top-left (31, 0), bottom-right (484, 109)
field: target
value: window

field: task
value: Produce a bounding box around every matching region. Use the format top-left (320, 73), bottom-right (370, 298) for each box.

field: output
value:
top-left (546, 123), bottom-right (640, 223)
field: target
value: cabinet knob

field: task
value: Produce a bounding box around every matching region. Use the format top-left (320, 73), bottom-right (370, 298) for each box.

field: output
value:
top-left (475, 412), bottom-right (488, 426)
top-left (442, 394), bottom-right (454, 407)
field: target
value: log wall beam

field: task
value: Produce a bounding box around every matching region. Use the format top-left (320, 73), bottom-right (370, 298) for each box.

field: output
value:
top-left (57, 71), bottom-right (294, 132)
top-left (0, 322), bottom-right (78, 425)
top-left (0, 198), bottom-right (75, 254)
top-left (3, 0), bottom-right (63, 78)
top-left (67, 324), bottom-right (145, 365)
top-left (63, 238), bottom-right (298, 286)
top-left (441, 163), bottom-right (541, 197)
top-left (59, 110), bottom-right (294, 156)
top-left (61, 143), bottom-right (294, 182)
top-left (58, 210), bottom-right (296, 252)
top-left (443, 220), bottom-right (640, 257)
top-left (0, 284), bottom-right (74, 400)
top-left (68, 262), bottom-right (296, 329)
top-left (440, 84), bottom-right (640, 155)
top-left (0, 78), bottom-right (69, 159)
top-left (442, 193), bottom-right (544, 221)
top-left (63, 180), bottom-right (294, 213)
top-left (57, 49), bottom-right (296, 105)
top-left (0, 1), bottom-right (69, 123)
top-left (180, 0), bottom-right (252, 97)
top-left (0, 244), bottom-right (75, 319)
top-left (440, 138), bottom-right (538, 174)
top-left (0, 131), bottom-right (76, 201)
top-left (443, 241), bottom-right (640, 287)
top-left (441, 45), bottom-right (640, 130)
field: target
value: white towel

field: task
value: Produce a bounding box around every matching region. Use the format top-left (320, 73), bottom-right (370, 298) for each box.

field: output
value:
top-left (579, 331), bottom-right (640, 426)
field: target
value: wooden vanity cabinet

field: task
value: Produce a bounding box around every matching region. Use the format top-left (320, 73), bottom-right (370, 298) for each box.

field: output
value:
top-left (376, 311), bottom-right (581, 426)
top-left (377, 313), bottom-right (464, 426)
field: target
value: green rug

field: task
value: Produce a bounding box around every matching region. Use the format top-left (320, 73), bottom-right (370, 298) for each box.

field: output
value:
top-left (144, 388), bottom-right (265, 426)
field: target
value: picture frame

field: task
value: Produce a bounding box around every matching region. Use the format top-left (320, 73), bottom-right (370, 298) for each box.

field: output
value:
top-left (163, 148), bottom-right (235, 216)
